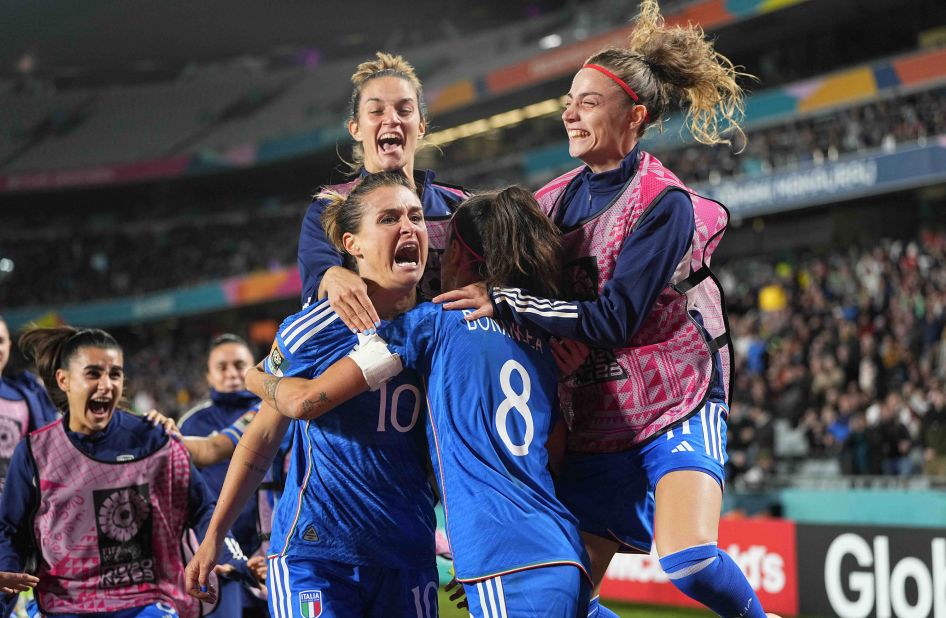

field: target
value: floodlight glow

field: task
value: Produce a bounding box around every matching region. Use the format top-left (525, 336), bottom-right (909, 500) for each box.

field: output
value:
top-left (539, 34), bottom-right (563, 49)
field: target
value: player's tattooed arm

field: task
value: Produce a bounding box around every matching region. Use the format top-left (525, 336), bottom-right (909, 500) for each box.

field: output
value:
top-left (242, 459), bottom-right (270, 476)
top-left (300, 392), bottom-right (332, 417)
top-left (237, 441), bottom-right (271, 476)
top-left (262, 375), bottom-right (282, 406)
top-left (245, 358), bottom-right (369, 420)
top-left (244, 367), bottom-right (285, 412)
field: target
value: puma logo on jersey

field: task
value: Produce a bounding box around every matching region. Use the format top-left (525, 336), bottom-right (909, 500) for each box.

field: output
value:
top-left (671, 441), bottom-right (695, 453)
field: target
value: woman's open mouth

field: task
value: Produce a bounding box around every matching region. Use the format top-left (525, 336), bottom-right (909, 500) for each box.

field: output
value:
top-left (87, 397), bottom-right (113, 417)
top-left (378, 132), bottom-right (404, 154)
top-left (394, 241), bottom-right (420, 269)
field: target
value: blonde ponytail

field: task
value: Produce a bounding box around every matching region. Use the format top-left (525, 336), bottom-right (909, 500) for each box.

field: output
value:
top-left (586, 0), bottom-right (754, 147)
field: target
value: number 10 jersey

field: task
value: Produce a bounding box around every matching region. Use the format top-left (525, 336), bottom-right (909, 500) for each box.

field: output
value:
top-left (265, 299), bottom-right (435, 569)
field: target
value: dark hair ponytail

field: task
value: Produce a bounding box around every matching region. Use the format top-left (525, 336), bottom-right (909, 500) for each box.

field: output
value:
top-left (18, 326), bottom-right (121, 411)
top-left (452, 187), bottom-right (561, 297)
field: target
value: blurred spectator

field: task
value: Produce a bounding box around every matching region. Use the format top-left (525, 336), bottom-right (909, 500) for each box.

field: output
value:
top-left (662, 88), bottom-right (946, 185)
top-left (840, 412), bottom-right (880, 475)
top-left (922, 385), bottom-right (946, 475)
top-left (877, 395), bottom-right (918, 475)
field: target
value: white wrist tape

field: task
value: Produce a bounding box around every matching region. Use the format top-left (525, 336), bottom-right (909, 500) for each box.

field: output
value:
top-left (348, 333), bottom-right (403, 391)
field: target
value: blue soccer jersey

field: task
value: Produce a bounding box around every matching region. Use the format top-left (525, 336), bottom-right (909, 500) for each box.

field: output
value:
top-left (381, 303), bottom-right (589, 582)
top-left (263, 299), bottom-right (435, 569)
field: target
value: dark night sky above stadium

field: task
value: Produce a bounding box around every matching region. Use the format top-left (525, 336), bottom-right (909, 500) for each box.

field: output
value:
top-left (0, 0), bottom-right (572, 79)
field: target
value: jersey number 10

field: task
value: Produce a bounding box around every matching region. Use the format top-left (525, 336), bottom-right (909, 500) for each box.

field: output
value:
top-left (376, 382), bottom-right (422, 433)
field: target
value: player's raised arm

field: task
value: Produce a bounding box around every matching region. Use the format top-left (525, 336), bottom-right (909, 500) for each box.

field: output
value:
top-left (185, 401), bottom-right (289, 599)
top-left (183, 433), bottom-right (239, 468)
top-left (245, 334), bottom-right (403, 420)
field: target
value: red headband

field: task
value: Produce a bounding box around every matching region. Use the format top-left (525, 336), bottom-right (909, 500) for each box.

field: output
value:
top-left (452, 227), bottom-right (485, 263)
top-left (583, 64), bottom-right (650, 122)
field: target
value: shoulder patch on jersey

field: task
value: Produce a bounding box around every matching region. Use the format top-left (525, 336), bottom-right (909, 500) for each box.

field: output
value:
top-left (302, 525), bottom-right (319, 542)
top-left (236, 410), bottom-right (256, 429)
top-left (269, 343), bottom-right (284, 373)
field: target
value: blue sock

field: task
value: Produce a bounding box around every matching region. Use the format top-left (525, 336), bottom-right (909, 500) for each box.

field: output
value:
top-left (587, 595), bottom-right (622, 618)
top-left (659, 543), bottom-right (765, 618)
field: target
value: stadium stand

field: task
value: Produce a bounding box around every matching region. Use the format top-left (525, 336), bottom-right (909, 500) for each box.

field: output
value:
top-left (2, 0), bottom-right (946, 491)
top-left (9, 5), bottom-right (946, 618)
top-left (2, 86), bottom-right (943, 309)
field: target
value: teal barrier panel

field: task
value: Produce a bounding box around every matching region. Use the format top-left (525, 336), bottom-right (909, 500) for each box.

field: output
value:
top-left (780, 488), bottom-right (946, 529)
top-left (523, 142), bottom-right (571, 177)
top-left (725, 487), bottom-right (946, 528)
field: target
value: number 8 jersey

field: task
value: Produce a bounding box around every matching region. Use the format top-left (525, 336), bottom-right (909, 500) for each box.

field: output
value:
top-left (381, 302), bottom-right (590, 582)
top-left (264, 299), bottom-right (435, 569)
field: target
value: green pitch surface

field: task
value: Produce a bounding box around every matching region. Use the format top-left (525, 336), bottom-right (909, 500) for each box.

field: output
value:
top-left (437, 588), bottom-right (706, 618)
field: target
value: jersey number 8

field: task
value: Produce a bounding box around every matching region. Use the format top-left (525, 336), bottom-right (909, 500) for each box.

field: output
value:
top-left (496, 359), bottom-right (535, 456)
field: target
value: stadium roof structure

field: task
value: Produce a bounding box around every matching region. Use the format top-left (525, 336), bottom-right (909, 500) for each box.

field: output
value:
top-left (0, 0), bottom-right (571, 83)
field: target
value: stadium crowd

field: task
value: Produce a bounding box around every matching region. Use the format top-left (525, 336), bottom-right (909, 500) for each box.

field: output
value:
top-left (665, 86), bottom-right (946, 185)
top-left (3, 99), bottom-right (945, 486)
top-left (2, 76), bottom-right (946, 489)
top-left (721, 229), bottom-right (946, 485)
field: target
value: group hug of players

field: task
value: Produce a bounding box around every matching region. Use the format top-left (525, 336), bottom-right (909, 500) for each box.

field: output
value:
top-left (0, 2), bottom-right (783, 617)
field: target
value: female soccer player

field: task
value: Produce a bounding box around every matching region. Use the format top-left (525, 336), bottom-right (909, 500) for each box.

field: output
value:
top-left (0, 315), bottom-right (58, 496)
top-left (436, 2), bottom-right (780, 617)
top-left (299, 51), bottom-right (468, 327)
top-left (187, 172), bottom-right (439, 618)
top-left (178, 333), bottom-right (266, 616)
top-left (0, 326), bottom-right (251, 618)
top-left (246, 188), bottom-right (593, 618)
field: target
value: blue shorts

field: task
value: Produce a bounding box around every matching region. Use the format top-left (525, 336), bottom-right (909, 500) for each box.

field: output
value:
top-left (555, 401), bottom-right (729, 553)
top-left (27, 601), bottom-right (178, 618)
top-left (463, 565), bottom-right (590, 618)
top-left (266, 555), bottom-right (439, 618)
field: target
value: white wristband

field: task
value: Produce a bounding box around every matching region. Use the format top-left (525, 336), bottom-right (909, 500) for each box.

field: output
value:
top-left (348, 333), bottom-right (403, 391)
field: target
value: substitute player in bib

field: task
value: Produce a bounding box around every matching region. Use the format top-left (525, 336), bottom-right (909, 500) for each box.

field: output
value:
top-left (186, 172), bottom-right (438, 618)
top-left (0, 326), bottom-right (252, 618)
top-left (436, 3), bottom-right (780, 617)
top-left (248, 188), bottom-right (593, 618)
top-left (0, 315), bottom-right (58, 495)
top-left (299, 51), bottom-right (468, 324)
top-left (0, 316), bottom-right (52, 614)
